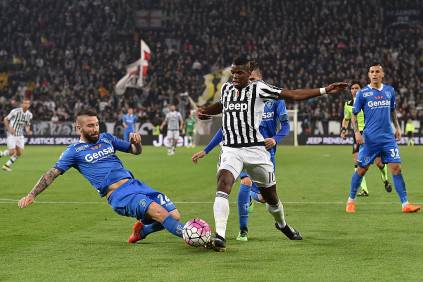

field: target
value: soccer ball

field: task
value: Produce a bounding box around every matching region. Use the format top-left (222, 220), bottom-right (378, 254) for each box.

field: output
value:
top-left (182, 218), bottom-right (211, 247)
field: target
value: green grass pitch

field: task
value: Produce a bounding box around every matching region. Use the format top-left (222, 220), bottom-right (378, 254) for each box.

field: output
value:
top-left (0, 145), bottom-right (422, 281)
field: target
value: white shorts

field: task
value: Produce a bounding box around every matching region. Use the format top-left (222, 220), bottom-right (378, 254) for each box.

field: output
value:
top-left (7, 134), bottom-right (25, 149)
top-left (218, 146), bottom-right (275, 188)
top-left (166, 130), bottom-right (180, 139)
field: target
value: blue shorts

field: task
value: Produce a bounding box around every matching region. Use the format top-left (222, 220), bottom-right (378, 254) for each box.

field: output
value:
top-left (107, 179), bottom-right (176, 223)
top-left (357, 141), bottom-right (401, 168)
top-left (239, 153), bottom-right (276, 192)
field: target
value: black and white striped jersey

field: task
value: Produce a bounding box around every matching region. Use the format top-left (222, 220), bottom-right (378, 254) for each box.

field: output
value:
top-left (219, 80), bottom-right (282, 147)
top-left (6, 108), bottom-right (33, 136)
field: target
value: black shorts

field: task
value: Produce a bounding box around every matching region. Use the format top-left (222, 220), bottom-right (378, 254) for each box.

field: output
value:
top-left (407, 132), bottom-right (413, 138)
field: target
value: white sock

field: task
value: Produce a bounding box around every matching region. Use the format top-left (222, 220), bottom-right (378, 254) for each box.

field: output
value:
top-left (213, 191), bottom-right (229, 239)
top-left (5, 155), bottom-right (18, 167)
top-left (266, 201), bottom-right (286, 228)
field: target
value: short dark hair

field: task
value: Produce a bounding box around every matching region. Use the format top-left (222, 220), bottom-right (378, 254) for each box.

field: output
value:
top-left (232, 56), bottom-right (250, 66)
top-left (370, 62), bottom-right (383, 68)
top-left (350, 81), bottom-right (361, 88)
top-left (249, 60), bottom-right (260, 72)
top-left (76, 109), bottom-right (98, 118)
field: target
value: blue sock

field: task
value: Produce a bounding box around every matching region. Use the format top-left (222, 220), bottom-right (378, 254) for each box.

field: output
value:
top-left (238, 184), bottom-right (250, 231)
top-left (349, 172), bottom-right (363, 200)
top-left (250, 182), bottom-right (261, 202)
top-left (392, 174), bottom-right (408, 204)
top-left (162, 216), bottom-right (184, 238)
top-left (140, 222), bottom-right (164, 239)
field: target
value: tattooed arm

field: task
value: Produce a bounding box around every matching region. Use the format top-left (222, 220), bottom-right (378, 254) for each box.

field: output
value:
top-left (351, 114), bottom-right (364, 144)
top-left (391, 109), bottom-right (401, 141)
top-left (18, 168), bottom-right (61, 208)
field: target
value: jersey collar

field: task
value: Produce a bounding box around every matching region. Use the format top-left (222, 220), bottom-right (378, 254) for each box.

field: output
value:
top-left (367, 83), bottom-right (384, 91)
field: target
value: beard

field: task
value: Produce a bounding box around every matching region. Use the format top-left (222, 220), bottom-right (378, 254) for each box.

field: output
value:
top-left (82, 131), bottom-right (99, 143)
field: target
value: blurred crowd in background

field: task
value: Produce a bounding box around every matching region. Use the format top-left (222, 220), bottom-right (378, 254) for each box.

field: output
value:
top-left (1, 0), bottom-right (422, 135)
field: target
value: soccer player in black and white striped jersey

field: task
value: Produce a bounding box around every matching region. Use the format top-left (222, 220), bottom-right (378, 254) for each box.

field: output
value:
top-left (197, 57), bottom-right (348, 251)
top-left (1, 99), bottom-right (33, 171)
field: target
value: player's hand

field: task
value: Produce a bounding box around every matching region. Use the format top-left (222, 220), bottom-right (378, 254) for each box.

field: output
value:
top-left (129, 133), bottom-right (142, 144)
top-left (394, 129), bottom-right (401, 142)
top-left (264, 138), bottom-right (276, 150)
top-left (355, 132), bottom-right (364, 144)
top-left (196, 108), bottom-right (211, 120)
top-left (18, 194), bottom-right (35, 209)
top-left (325, 82), bottom-right (349, 94)
top-left (192, 150), bottom-right (206, 164)
top-left (340, 130), bottom-right (347, 139)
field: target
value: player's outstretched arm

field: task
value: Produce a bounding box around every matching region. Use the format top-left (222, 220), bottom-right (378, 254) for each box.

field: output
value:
top-left (351, 115), bottom-right (364, 144)
top-left (18, 168), bottom-right (61, 208)
top-left (196, 102), bottom-right (223, 120)
top-left (279, 82), bottom-right (348, 101)
top-left (128, 133), bottom-right (142, 155)
top-left (391, 109), bottom-right (401, 141)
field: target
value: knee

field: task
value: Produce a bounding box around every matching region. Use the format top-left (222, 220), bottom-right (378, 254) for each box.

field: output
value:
top-left (147, 203), bottom-right (170, 223)
top-left (217, 171), bottom-right (234, 193)
top-left (390, 165), bottom-right (401, 175)
top-left (240, 177), bottom-right (252, 186)
top-left (356, 166), bottom-right (368, 176)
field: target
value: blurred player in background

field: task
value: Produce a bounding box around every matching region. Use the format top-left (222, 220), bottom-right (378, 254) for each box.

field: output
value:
top-left (197, 56), bottom-right (348, 251)
top-left (192, 61), bottom-right (290, 242)
top-left (341, 83), bottom-right (392, 196)
top-left (122, 107), bottom-right (138, 141)
top-left (161, 104), bottom-right (183, 156)
top-left (1, 98), bottom-right (33, 172)
top-left (185, 111), bottom-right (196, 147)
top-left (405, 119), bottom-right (415, 146)
top-left (18, 109), bottom-right (187, 244)
top-left (346, 63), bottom-right (421, 213)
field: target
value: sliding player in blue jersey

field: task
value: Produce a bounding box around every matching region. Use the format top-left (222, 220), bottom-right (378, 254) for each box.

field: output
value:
top-left (18, 109), bottom-right (186, 244)
top-left (192, 62), bottom-right (290, 241)
top-left (346, 63), bottom-right (421, 213)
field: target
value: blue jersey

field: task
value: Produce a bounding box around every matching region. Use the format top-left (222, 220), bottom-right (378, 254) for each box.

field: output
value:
top-left (353, 84), bottom-right (396, 144)
top-left (54, 133), bottom-right (133, 197)
top-left (122, 114), bottom-right (137, 130)
top-left (260, 99), bottom-right (289, 155)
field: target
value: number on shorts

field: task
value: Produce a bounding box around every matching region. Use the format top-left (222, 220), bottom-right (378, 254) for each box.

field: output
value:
top-left (268, 172), bottom-right (275, 184)
top-left (157, 194), bottom-right (171, 205)
top-left (390, 148), bottom-right (400, 158)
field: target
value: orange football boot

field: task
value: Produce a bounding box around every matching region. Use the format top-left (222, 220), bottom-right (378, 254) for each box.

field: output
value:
top-left (346, 201), bottom-right (356, 213)
top-left (402, 203), bottom-right (421, 213)
top-left (128, 220), bottom-right (144, 243)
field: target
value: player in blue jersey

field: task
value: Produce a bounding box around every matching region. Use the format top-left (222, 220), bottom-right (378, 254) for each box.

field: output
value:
top-left (346, 63), bottom-right (421, 213)
top-left (192, 62), bottom-right (290, 241)
top-left (18, 109), bottom-right (186, 244)
top-left (122, 107), bottom-right (138, 141)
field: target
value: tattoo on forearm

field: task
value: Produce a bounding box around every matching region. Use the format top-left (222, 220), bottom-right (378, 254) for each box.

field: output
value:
top-left (351, 116), bottom-right (359, 133)
top-left (391, 110), bottom-right (400, 129)
top-left (28, 168), bottom-right (60, 197)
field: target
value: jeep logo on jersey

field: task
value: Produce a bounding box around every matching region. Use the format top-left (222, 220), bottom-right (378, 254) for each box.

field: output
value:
top-left (84, 146), bottom-right (114, 162)
top-left (223, 102), bottom-right (248, 112)
top-left (367, 100), bottom-right (391, 108)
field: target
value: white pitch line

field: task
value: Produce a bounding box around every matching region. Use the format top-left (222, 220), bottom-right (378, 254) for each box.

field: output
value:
top-left (0, 198), bottom-right (420, 205)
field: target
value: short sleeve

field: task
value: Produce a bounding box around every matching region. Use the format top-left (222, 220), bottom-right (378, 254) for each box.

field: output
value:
top-left (390, 88), bottom-right (396, 110)
top-left (344, 103), bottom-right (352, 119)
top-left (108, 133), bottom-right (131, 152)
top-left (54, 147), bottom-right (76, 174)
top-left (353, 91), bottom-right (365, 115)
top-left (220, 83), bottom-right (230, 104)
top-left (6, 109), bottom-right (16, 120)
top-left (257, 81), bottom-right (282, 101)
